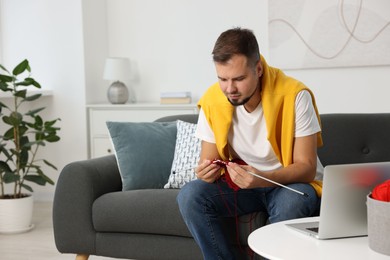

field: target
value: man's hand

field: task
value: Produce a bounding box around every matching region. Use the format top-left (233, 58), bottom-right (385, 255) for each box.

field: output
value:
top-left (195, 159), bottom-right (222, 183)
top-left (226, 162), bottom-right (269, 189)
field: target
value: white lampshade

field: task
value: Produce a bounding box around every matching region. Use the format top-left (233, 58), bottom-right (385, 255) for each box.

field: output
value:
top-left (103, 57), bottom-right (131, 81)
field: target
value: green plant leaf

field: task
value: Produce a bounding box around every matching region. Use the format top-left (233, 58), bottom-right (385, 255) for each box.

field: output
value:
top-left (26, 107), bottom-right (45, 116)
top-left (23, 140), bottom-right (44, 148)
top-left (0, 81), bottom-right (12, 92)
top-left (35, 115), bottom-right (43, 127)
top-left (0, 101), bottom-right (9, 109)
top-left (3, 171), bottom-right (19, 183)
top-left (18, 77), bottom-right (41, 89)
top-left (25, 93), bottom-right (42, 102)
top-left (18, 125), bottom-right (28, 137)
top-left (15, 89), bottom-right (27, 98)
top-left (31, 79), bottom-right (41, 89)
top-left (36, 169), bottom-right (55, 185)
top-left (44, 118), bottom-right (60, 127)
top-left (2, 116), bottom-right (11, 125)
top-left (15, 77), bottom-right (34, 86)
top-left (21, 183), bottom-right (33, 192)
top-left (20, 146), bottom-right (29, 167)
top-left (0, 74), bottom-right (14, 82)
top-left (12, 59), bottom-right (29, 76)
top-left (33, 132), bottom-right (45, 142)
top-left (3, 127), bottom-right (14, 139)
top-left (22, 141), bottom-right (36, 148)
top-left (3, 112), bottom-right (23, 126)
top-left (45, 134), bottom-right (60, 142)
top-left (0, 144), bottom-right (13, 161)
top-left (0, 161), bottom-right (12, 172)
top-left (24, 175), bottom-right (47, 186)
top-left (0, 64), bottom-right (9, 73)
top-left (43, 160), bottom-right (58, 170)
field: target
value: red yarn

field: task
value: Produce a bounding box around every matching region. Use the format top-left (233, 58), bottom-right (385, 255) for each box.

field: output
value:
top-left (213, 158), bottom-right (247, 191)
top-left (213, 159), bottom-right (255, 259)
top-left (372, 180), bottom-right (390, 202)
top-left (221, 170), bottom-right (241, 191)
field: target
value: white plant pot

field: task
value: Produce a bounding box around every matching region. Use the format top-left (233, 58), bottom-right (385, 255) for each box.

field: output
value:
top-left (0, 194), bottom-right (34, 234)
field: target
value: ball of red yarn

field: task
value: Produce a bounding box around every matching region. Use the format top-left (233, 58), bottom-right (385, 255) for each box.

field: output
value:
top-left (372, 180), bottom-right (390, 202)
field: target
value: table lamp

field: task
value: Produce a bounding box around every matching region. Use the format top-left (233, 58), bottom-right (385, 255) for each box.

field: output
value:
top-left (103, 57), bottom-right (132, 104)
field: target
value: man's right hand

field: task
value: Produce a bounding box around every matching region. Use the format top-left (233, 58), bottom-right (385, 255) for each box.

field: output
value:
top-left (195, 159), bottom-right (222, 183)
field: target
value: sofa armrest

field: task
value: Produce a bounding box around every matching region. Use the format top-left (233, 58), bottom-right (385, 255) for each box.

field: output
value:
top-left (53, 155), bottom-right (122, 255)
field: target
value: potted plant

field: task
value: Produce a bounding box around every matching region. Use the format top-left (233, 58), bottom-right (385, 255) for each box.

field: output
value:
top-left (0, 59), bottom-right (61, 233)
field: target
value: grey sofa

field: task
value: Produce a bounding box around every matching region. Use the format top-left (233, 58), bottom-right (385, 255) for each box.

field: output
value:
top-left (53, 113), bottom-right (390, 260)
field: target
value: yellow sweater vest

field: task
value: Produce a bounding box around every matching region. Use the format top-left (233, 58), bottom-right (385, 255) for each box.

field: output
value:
top-left (198, 56), bottom-right (324, 196)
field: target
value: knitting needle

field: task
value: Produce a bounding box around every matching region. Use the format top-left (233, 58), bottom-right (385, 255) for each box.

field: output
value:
top-left (173, 165), bottom-right (309, 197)
top-left (246, 171), bottom-right (308, 197)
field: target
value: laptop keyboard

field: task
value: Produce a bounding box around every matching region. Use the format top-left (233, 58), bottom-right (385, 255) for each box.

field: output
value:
top-left (307, 227), bottom-right (319, 233)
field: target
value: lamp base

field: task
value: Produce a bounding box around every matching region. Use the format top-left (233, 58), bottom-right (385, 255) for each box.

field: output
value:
top-left (107, 81), bottom-right (129, 104)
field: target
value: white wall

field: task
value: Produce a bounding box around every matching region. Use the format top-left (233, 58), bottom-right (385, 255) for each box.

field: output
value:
top-left (286, 66), bottom-right (390, 113)
top-left (1, 0), bottom-right (389, 200)
top-left (82, 0), bottom-right (109, 104)
top-left (0, 0), bottom-right (87, 200)
top-left (103, 0), bottom-right (269, 103)
top-left (100, 0), bottom-right (389, 113)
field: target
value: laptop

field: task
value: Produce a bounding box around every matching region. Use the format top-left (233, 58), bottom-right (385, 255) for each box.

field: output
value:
top-left (286, 161), bottom-right (390, 239)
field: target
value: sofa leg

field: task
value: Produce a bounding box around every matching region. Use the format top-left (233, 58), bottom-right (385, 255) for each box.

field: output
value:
top-left (76, 254), bottom-right (89, 260)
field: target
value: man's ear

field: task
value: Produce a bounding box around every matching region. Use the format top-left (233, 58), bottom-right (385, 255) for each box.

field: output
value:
top-left (256, 60), bottom-right (263, 77)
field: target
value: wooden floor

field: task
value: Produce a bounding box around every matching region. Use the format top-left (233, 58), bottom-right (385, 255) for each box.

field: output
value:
top-left (0, 202), bottom-right (117, 260)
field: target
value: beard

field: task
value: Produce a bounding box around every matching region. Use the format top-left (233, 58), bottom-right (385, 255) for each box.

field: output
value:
top-left (228, 95), bottom-right (252, 106)
top-left (227, 84), bottom-right (259, 107)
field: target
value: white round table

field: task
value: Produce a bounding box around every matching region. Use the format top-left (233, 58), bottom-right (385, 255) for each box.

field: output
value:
top-left (248, 217), bottom-right (389, 260)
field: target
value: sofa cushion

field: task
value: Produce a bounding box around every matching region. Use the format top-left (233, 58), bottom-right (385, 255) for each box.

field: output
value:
top-left (92, 189), bottom-right (269, 245)
top-left (318, 114), bottom-right (390, 167)
top-left (106, 121), bottom-right (177, 190)
top-left (92, 189), bottom-right (192, 238)
top-left (164, 120), bottom-right (200, 189)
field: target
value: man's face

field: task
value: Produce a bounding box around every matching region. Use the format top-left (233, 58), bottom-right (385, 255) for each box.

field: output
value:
top-left (215, 55), bottom-right (262, 108)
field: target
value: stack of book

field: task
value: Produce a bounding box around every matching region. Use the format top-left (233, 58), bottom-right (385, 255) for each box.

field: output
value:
top-left (160, 91), bottom-right (192, 104)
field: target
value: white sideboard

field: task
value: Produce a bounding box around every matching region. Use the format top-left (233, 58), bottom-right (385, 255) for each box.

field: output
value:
top-left (86, 103), bottom-right (198, 158)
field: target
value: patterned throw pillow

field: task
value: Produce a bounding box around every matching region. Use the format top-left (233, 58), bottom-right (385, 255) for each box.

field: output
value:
top-left (164, 120), bottom-right (201, 189)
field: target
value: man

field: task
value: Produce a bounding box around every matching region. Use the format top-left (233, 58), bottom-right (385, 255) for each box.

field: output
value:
top-left (177, 28), bottom-right (323, 260)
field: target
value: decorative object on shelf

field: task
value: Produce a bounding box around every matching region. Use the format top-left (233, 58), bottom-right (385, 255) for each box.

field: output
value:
top-left (103, 57), bottom-right (134, 104)
top-left (0, 59), bottom-right (61, 233)
top-left (160, 91), bottom-right (192, 104)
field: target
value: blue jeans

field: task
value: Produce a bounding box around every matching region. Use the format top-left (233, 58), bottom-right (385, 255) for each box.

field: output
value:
top-left (177, 179), bottom-right (320, 260)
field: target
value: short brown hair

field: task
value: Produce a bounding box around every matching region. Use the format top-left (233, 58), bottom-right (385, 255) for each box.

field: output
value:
top-left (212, 27), bottom-right (260, 67)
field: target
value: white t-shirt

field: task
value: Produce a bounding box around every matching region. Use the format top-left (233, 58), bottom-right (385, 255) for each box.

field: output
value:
top-left (195, 90), bottom-right (324, 179)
